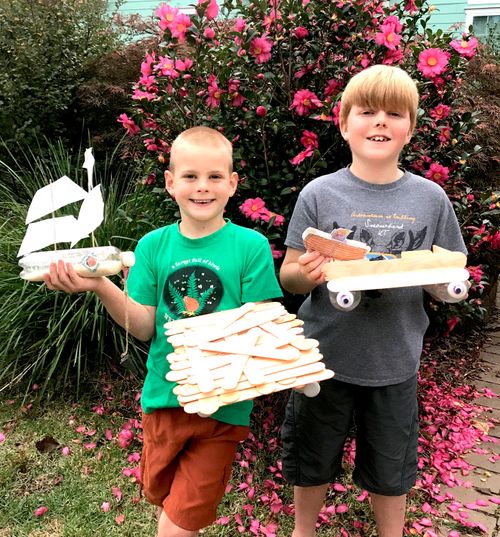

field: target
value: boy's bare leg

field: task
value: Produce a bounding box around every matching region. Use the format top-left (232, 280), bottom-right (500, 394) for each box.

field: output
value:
top-left (157, 508), bottom-right (199, 537)
top-left (291, 484), bottom-right (329, 537)
top-left (370, 493), bottom-right (406, 537)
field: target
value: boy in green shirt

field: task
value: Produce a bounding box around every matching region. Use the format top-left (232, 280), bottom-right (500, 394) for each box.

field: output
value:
top-left (45, 126), bottom-right (282, 536)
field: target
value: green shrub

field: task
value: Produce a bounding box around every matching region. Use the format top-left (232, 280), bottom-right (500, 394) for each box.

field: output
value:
top-left (120, 0), bottom-right (498, 334)
top-left (0, 0), bottom-right (122, 161)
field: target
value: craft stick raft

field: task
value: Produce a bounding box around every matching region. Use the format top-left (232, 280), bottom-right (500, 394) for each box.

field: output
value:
top-left (164, 302), bottom-right (334, 417)
top-left (323, 246), bottom-right (468, 291)
top-left (323, 245), bottom-right (470, 310)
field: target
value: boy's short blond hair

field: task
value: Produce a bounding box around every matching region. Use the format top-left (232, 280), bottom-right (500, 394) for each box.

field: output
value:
top-left (340, 65), bottom-right (419, 130)
top-left (169, 126), bottom-right (233, 172)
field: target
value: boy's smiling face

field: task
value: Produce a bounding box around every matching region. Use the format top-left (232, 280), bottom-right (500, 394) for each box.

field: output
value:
top-left (165, 141), bottom-right (238, 237)
top-left (340, 105), bottom-right (413, 171)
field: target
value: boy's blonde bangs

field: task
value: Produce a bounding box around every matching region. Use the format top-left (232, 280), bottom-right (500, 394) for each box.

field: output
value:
top-left (340, 66), bottom-right (419, 129)
top-left (170, 126), bottom-right (233, 171)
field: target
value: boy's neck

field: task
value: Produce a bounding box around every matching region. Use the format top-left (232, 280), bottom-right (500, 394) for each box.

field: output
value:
top-left (178, 217), bottom-right (227, 239)
top-left (349, 161), bottom-right (404, 185)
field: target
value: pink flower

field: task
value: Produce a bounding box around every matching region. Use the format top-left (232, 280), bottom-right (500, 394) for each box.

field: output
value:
top-left (169, 13), bottom-right (192, 42)
top-left (445, 315), bottom-right (459, 336)
top-left (140, 52), bottom-right (156, 77)
top-left (324, 79), bottom-right (342, 98)
top-left (156, 56), bottom-right (179, 78)
top-left (467, 265), bottom-right (483, 284)
top-left (300, 130), bottom-right (318, 149)
top-left (34, 506), bottom-right (48, 517)
top-left (206, 77), bottom-right (224, 108)
top-left (430, 104), bottom-right (451, 121)
top-left (240, 198), bottom-right (267, 221)
top-left (256, 106), bottom-right (267, 117)
top-left (61, 446), bottom-right (71, 457)
top-left (417, 48), bottom-right (450, 78)
top-left (375, 18), bottom-right (402, 50)
top-left (384, 16), bottom-right (403, 33)
top-left (117, 114), bottom-right (140, 136)
top-left (112, 486), bottom-right (123, 501)
top-left (101, 501), bottom-right (110, 512)
top-left (450, 37), bottom-right (478, 59)
top-left (438, 124), bottom-right (451, 144)
top-left (228, 79), bottom-right (245, 107)
top-left (425, 162), bottom-right (449, 185)
top-left (293, 26), bottom-right (309, 39)
top-left (115, 514), bottom-right (125, 525)
top-left (250, 36), bottom-right (274, 64)
top-left (198, 0), bottom-right (219, 20)
top-left (404, 0), bottom-right (418, 13)
top-left (155, 4), bottom-right (178, 32)
top-left (175, 58), bottom-right (193, 71)
top-left (117, 428), bottom-right (134, 449)
top-left (204, 27), bottom-right (215, 39)
top-left (290, 147), bottom-right (314, 166)
top-left (234, 17), bottom-right (246, 32)
top-left (0, 432), bottom-right (5, 444)
top-left (290, 89), bottom-right (322, 116)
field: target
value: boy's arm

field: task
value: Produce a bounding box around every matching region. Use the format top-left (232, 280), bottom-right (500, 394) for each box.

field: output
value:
top-left (279, 247), bottom-right (330, 295)
top-left (44, 261), bottom-right (156, 341)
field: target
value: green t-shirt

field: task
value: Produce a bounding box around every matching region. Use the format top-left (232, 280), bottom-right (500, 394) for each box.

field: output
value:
top-left (126, 220), bottom-right (283, 425)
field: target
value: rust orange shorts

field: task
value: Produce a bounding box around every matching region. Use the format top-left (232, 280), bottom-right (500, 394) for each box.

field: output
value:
top-left (140, 408), bottom-right (249, 531)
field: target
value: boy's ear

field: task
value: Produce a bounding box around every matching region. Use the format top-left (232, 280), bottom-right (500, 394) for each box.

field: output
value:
top-left (229, 172), bottom-right (238, 197)
top-left (164, 170), bottom-right (174, 194)
top-left (339, 119), bottom-right (349, 142)
top-left (405, 127), bottom-right (413, 144)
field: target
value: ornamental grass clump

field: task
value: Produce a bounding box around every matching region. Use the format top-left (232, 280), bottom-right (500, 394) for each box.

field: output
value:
top-left (121, 0), bottom-right (498, 333)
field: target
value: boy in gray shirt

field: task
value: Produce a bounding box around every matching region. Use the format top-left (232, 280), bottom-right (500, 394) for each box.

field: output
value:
top-left (280, 65), bottom-right (467, 537)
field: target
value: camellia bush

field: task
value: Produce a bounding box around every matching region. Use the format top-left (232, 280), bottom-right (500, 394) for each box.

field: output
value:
top-left (120, 0), bottom-right (499, 333)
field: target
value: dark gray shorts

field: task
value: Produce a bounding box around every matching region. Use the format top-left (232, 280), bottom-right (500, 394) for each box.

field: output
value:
top-left (281, 375), bottom-right (419, 496)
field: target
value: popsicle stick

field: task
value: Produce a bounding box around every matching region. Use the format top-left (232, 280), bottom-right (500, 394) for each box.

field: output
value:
top-left (243, 359), bottom-right (265, 385)
top-left (171, 347), bottom-right (322, 385)
top-left (180, 369), bottom-right (334, 415)
top-left (167, 305), bottom-right (286, 347)
top-left (187, 348), bottom-right (215, 393)
top-left (176, 362), bottom-right (328, 402)
top-left (198, 342), bottom-right (300, 360)
top-left (164, 301), bottom-right (282, 334)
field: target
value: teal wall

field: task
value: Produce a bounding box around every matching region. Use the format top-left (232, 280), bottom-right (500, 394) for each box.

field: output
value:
top-left (111, 0), bottom-right (193, 17)
top-left (427, 0), bottom-right (468, 32)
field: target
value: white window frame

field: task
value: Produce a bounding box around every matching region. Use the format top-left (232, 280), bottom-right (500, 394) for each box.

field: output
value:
top-left (465, 7), bottom-right (500, 29)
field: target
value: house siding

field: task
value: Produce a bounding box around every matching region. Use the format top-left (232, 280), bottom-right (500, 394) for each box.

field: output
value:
top-left (428, 0), bottom-right (500, 33)
top-left (110, 0), bottom-right (193, 17)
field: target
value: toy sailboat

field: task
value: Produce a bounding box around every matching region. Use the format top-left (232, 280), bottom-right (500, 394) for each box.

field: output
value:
top-left (17, 148), bottom-right (135, 281)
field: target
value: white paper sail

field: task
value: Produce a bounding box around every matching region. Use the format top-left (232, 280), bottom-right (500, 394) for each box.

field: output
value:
top-left (70, 184), bottom-right (104, 246)
top-left (26, 176), bottom-right (88, 224)
top-left (18, 216), bottom-right (79, 257)
top-left (18, 148), bottom-right (105, 258)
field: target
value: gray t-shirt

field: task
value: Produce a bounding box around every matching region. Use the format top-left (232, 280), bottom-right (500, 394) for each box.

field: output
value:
top-left (285, 167), bottom-right (467, 386)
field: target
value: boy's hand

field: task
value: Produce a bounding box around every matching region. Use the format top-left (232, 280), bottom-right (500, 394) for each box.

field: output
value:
top-left (44, 260), bottom-right (104, 294)
top-left (298, 250), bottom-right (330, 286)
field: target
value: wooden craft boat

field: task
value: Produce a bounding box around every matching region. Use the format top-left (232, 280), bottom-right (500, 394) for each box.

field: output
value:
top-left (302, 227), bottom-right (371, 260)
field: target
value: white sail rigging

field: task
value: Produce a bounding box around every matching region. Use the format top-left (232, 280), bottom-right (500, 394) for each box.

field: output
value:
top-left (18, 149), bottom-right (103, 257)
